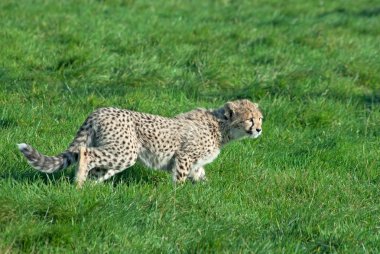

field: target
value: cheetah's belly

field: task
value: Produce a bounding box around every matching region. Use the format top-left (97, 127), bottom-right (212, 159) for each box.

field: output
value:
top-left (138, 147), bottom-right (175, 171)
top-left (193, 149), bottom-right (220, 169)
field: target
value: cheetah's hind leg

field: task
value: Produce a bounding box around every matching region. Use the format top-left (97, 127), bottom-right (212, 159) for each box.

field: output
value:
top-left (76, 143), bottom-right (139, 186)
top-left (88, 168), bottom-right (108, 180)
top-left (85, 146), bottom-right (138, 184)
top-left (76, 146), bottom-right (89, 188)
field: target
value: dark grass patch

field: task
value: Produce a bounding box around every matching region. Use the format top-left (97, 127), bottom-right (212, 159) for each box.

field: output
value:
top-left (0, 118), bottom-right (17, 129)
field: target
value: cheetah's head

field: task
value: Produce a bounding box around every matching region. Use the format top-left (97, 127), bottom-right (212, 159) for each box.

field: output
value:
top-left (224, 99), bottom-right (263, 140)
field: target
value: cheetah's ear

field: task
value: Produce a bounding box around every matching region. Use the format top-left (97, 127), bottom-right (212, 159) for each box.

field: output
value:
top-left (242, 99), bottom-right (258, 108)
top-left (224, 101), bottom-right (237, 119)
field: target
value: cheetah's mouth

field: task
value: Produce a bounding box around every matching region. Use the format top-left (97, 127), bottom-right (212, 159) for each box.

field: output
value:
top-left (247, 130), bottom-right (262, 138)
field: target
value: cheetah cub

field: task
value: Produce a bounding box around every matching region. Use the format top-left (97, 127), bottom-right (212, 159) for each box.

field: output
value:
top-left (18, 99), bottom-right (263, 187)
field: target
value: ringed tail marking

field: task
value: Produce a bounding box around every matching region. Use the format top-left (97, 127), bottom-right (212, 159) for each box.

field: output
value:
top-left (17, 143), bottom-right (77, 173)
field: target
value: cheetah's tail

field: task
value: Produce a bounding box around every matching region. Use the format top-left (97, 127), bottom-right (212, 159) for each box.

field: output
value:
top-left (17, 143), bottom-right (77, 173)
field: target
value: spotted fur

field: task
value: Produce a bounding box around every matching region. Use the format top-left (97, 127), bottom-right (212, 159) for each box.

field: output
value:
top-left (17, 99), bottom-right (263, 187)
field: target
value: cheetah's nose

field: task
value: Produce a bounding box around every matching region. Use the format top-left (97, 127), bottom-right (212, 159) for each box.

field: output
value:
top-left (256, 128), bottom-right (262, 133)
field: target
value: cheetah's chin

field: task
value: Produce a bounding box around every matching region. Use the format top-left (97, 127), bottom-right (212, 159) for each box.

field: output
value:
top-left (250, 133), bottom-right (262, 139)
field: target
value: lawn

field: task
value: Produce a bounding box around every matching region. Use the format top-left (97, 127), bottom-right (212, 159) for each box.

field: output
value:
top-left (1, 0), bottom-right (380, 253)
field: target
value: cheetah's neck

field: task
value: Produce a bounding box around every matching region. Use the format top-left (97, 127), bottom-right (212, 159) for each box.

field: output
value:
top-left (209, 108), bottom-right (235, 146)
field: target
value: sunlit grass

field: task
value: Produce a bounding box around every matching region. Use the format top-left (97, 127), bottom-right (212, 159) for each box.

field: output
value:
top-left (1, 0), bottom-right (379, 253)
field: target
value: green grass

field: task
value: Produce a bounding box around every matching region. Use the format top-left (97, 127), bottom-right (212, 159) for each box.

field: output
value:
top-left (1, 0), bottom-right (380, 253)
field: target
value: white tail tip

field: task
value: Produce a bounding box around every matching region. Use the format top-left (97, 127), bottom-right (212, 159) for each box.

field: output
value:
top-left (17, 143), bottom-right (28, 150)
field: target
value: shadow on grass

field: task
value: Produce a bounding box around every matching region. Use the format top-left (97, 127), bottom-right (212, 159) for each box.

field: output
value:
top-left (317, 7), bottom-right (348, 18)
top-left (108, 166), bottom-right (166, 187)
top-left (0, 118), bottom-right (17, 129)
top-left (1, 164), bottom-right (161, 187)
top-left (196, 71), bottom-right (380, 109)
top-left (318, 6), bottom-right (380, 18)
top-left (358, 7), bottom-right (380, 17)
top-left (0, 169), bottom-right (72, 185)
top-left (360, 93), bottom-right (380, 110)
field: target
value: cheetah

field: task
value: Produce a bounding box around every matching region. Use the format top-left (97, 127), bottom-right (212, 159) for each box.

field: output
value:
top-left (17, 99), bottom-right (263, 187)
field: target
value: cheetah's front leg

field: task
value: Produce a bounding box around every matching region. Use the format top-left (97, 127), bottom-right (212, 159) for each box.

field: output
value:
top-left (188, 167), bottom-right (207, 182)
top-left (172, 156), bottom-right (193, 184)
